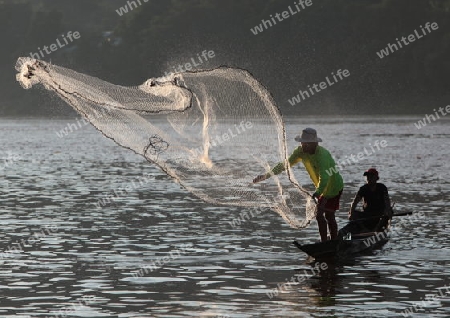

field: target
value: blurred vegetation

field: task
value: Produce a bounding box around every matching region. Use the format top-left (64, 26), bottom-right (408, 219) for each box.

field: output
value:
top-left (1, 0), bottom-right (449, 116)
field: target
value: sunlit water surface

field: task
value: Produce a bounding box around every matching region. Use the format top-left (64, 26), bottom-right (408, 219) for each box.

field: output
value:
top-left (0, 117), bottom-right (448, 318)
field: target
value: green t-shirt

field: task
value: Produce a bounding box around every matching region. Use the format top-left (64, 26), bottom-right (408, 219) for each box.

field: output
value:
top-left (268, 145), bottom-right (344, 198)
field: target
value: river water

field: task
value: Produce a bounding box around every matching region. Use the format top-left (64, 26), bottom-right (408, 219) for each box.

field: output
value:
top-left (0, 117), bottom-right (448, 317)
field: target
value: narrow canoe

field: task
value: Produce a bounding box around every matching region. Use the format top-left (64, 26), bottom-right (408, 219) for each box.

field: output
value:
top-left (293, 230), bottom-right (389, 259)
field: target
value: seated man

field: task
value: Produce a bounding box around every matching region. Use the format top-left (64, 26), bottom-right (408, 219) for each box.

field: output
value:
top-left (340, 168), bottom-right (392, 236)
top-left (349, 168), bottom-right (392, 231)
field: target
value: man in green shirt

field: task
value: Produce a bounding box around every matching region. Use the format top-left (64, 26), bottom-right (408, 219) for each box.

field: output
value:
top-left (253, 128), bottom-right (344, 242)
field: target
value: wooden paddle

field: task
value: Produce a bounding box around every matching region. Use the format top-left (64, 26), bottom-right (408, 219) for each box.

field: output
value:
top-left (348, 211), bottom-right (412, 224)
top-left (392, 211), bottom-right (413, 217)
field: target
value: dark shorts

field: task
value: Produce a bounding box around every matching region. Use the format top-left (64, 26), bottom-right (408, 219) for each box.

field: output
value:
top-left (318, 190), bottom-right (342, 211)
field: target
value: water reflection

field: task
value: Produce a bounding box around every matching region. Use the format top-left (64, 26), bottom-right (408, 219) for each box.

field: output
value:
top-left (306, 262), bottom-right (343, 306)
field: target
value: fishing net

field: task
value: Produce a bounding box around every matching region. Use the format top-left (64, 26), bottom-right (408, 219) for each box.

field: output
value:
top-left (15, 57), bottom-right (316, 228)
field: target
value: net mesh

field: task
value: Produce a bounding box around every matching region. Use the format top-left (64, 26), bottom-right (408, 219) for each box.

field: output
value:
top-left (16, 57), bottom-right (316, 228)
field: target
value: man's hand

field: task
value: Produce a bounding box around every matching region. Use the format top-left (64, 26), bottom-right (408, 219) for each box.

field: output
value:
top-left (311, 192), bottom-right (320, 204)
top-left (253, 174), bottom-right (267, 183)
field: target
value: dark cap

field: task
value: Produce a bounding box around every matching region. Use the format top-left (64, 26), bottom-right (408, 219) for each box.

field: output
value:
top-left (363, 168), bottom-right (379, 178)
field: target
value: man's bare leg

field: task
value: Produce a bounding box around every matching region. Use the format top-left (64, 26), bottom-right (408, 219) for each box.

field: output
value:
top-left (316, 208), bottom-right (329, 242)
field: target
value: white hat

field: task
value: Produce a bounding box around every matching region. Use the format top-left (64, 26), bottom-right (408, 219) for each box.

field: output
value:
top-left (294, 128), bottom-right (322, 143)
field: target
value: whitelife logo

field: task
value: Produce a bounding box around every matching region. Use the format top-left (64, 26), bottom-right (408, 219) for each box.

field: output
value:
top-left (29, 31), bottom-right (81, 60)
top-left (159, 50), bottom-right (216, 81)
top-left (414, 105), bottom-right (450, 129)
top-left (376, 22), bottom-right (439, 59)
top-left (287, 69), bottom-right (350, 106)
top-left (250, 0), bottom-right (313, 35)
top-left (116, 0), bottom-right (149, 16)
top-left (325, 140), bottom-right (388, 177)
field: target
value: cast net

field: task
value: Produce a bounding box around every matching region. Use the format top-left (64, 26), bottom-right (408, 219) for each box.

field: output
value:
top-left (15, 57), bottom-right (316, 228)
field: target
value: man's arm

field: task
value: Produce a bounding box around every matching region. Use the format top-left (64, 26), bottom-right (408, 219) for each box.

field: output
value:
top-left (253, 147), bottom-right (302, 183)
top-left (382, 186), bottom-right (393, 218)
top-left (349, 194), bottom-right (362, 219)
top-left (374, 186), bottom-right (392, 231)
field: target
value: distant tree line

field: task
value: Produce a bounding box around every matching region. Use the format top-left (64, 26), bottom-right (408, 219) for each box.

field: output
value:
top-left (1, 0), bottom-right (449, 116)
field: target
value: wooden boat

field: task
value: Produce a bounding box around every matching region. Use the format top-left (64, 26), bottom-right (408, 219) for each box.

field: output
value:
top-left (293, 230), bottom-right (389, 260)
top-left (293, 211), bottom-right (395, 259)
top-left (293, 212), bottom-right (411, 260)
